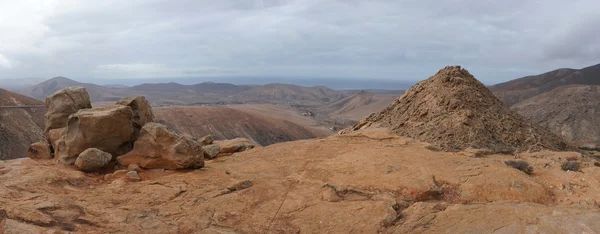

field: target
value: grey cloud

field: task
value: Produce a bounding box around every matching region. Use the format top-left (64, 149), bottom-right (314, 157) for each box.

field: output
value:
top-left (0, 0), bottom-right (598, 84)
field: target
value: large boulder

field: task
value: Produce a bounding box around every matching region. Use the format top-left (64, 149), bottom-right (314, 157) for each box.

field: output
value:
top-left (74, 148), bottom-right (112, 172)
top-left (44, 87), bottom-right (91, 135)
top-left (47, 127), bottom-right (66, 150)
top-left (56, 105), bottom-right (134, 164)
top-left (117, 123), bottom-right (204, 169)
top-left (116, 96), bottom-right (155, 141)
top-left (27, 141), bottom-right (51, 160)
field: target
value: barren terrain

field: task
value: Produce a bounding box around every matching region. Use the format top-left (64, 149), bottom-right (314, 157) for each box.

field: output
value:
top-left (2, 128), bottom-right (599, 233)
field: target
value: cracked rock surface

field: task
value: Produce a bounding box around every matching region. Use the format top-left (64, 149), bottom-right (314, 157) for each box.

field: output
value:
top-left (1, 128), bottom-right (600, 233)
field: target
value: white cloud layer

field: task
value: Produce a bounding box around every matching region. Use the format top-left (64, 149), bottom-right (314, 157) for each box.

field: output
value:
top-left (0, 0), bottom-right (599, 83)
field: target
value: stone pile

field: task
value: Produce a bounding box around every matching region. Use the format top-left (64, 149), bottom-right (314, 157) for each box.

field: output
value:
top-left (27, 86), bottom-right (256, 177)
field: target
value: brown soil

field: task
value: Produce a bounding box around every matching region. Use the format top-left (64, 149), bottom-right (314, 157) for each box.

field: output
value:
top-left (342, 66), bottom-right (572, 152)
top-left (2, 129), bottom-right (599, 233)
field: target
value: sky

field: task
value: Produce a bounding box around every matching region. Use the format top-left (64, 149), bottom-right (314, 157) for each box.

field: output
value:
top-left (0, 0), bottom-right (599, 84)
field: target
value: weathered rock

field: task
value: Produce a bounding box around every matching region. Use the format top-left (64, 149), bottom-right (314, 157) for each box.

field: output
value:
top-left (43, 87), bottom-right (91, 134)
top-left (47, 127), bottom-right (66, 150)
top-left (27, 141), bottom-right (51, 160)
top-left (116, 96), bottom-right (155, 141)
top-left (117, 123), bottom-right (204, 169)
top-left (203, 144), bottom-right (221, 159)
top-left (126, 171), bottom-right (141, 182)
top-left (74, 148), bottom-right (112, 172)
top-left (56, 105), bottom-right (134, 164)
top-left (199, 135), bottom-right (214, 145)
top-left (216, 138), bottom-right (255, 154)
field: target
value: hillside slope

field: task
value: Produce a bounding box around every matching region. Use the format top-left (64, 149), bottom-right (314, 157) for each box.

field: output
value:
top-left (0, 88), bottom-right (45, 160)
top-left (236, 83), bottom-right (347, 105)
top-left (491, 63), bottom-right (600, 106)
top-left (154, 106), bottom-right (327, 145)
top-left (319, 91), bottom-right (399, 122)
top-left (513, 85), bottom-right (600, 148)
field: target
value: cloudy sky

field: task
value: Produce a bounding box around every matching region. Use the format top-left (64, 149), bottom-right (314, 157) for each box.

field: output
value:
top-left (0, 0), bottom-right (598, 84)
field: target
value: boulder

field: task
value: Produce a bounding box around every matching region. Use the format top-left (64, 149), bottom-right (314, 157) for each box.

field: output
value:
top-left (116, 96), bottom-right (155, 141)
top-left (27, 141), bottom-right (51, 160)
top-left (56, 105), bottom-right (134, 164)
top-left (44, 87), bottom-right (91, 134)
top-left (203, 144), bottom-right (221, 159)
top-left (199, 135), bottom-right (214, 145)
top-left (216, 138), bottom-right (255, 154)
top-left (117, 123), bottom-right (204, 169)
top-left (74, 148), bottom-right (112, 172)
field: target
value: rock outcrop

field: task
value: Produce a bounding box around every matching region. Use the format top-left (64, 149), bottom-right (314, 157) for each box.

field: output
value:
top-left (74, 148), bottom-right (112, 172)
top-left (215, 138), bottom-right (255, 154)
top-left (342, 66), bottom-right (573, 152)
top-left (117, 123), bottom-right (205, 169)
top-left (27, 141), bottom-right (51, 160)
top-left (116, 96), bottom-right (154, 141)
top-left (55, 105), bottom-right (134, 164)
top-left (43, 87), bottom-right (91, 134)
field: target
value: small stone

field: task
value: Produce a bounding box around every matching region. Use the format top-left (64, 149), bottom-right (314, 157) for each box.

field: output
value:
top-left (128, 163), bottom-right (142, 172)
top-left (75, 148), bottom-right (113, 172)
top-left (126, 171), bottom-right (141, 182)
top-left (112, 170), bottom-right (129, 179)
top-left (203, 144), bottom-right (221, 159)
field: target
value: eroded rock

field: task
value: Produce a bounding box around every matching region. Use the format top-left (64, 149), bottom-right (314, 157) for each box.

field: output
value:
top-left (216, 138), bottom-right (255, 154)
top-left (56, 105), bottom-right (134, 164)
top-left (27, 141), bottom-right (52, 160)
top-left (203, 144), bottom-right (221, 159)
top-left (44, 87), bottom-right (91, 134)
top-left (117, 123), bottom-right (204, 169)
top-left (116, 96), bottom-right (155, 141)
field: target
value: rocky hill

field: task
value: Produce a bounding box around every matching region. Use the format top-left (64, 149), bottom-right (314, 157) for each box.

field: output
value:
top-left (0, 88), bottom-right (45, 160)
top-left (154, 106), bottom-right (327, 146)
top-left (491, 63), bottom-right (600, 106)
top-left (513, 85), bottom-right (600, 148)
top-left (343, 66), bottom-right (572, 152)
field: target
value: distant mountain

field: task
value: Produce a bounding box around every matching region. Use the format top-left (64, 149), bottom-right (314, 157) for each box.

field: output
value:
top-left (0, 88), bottom-right (45, 160)
top-left (512, 85), bottom-right (600, 148)
top-left (20, 77), bottom-right (122, 102)
top-left (318, 91), bottom-right (400, 122)
top-left (491, 63), bottom-right (600, 106)
top-left (236, 83), bottom-right (346, 105)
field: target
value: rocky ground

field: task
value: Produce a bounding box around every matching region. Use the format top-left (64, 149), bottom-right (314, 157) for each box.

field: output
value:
top-left (2, 128), bottom-right (600, 233)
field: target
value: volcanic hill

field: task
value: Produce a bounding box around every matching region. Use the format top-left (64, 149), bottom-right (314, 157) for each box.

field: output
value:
top-left (343, 66), bottom-right (572, 152)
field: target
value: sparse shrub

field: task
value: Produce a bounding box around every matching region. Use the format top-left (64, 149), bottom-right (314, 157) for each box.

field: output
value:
top-left (579, 146), bottom-right (600, 152)
top-left (504, 160), bottom-right (533, 175)
top-left (561, 161), bottom-right (580, 172)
